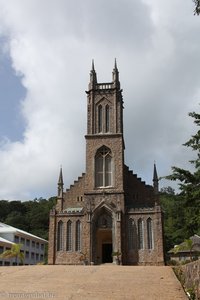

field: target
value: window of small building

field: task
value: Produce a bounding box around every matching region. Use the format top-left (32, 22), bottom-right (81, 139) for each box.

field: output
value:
top-left (41, 244), bottom-right (44, 251)
top-left (4, 261), bottom-right (10, 266)
top-left (20, 237), bottom-right (25, 244)
top-left (26, 239), bottom-right (30, 247)
top-left (40, 254), bottom-right (44, 261)
top-left (25, 251), bottom-right (29, 259)
top-left (32, 241), bottom-right (35, 248)
top-left (138, 219), bottom-right (144, 250)
top-left (0, 261), bottom-right (3, 266)
top-left (66, 220), bottom-right (72, 251)
top-left (75, 220), bottom-right (81, 251)
top-left (0, 246), bottom-right (4, 254)
top-left (31, 252), bottom-right (35, 259)
top-left (14, 236), bottom-right (19, 243)
top-left (147, 218), bottom-right (154, 250)
top-left (36, 242), bottom-right (39, 249)
top-left (36, 253), bottom-right (39, 261)
top-left (57, 221), bottom-right (63, 251)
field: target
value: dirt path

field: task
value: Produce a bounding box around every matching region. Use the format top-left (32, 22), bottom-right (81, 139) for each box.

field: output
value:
top-left (0, 265), bottom-right (188, 300)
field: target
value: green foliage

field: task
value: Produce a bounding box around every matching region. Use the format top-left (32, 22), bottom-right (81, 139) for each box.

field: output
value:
top-left (186, 287), bottom-right (196, 300)
top-left (173, 266), bottom-right (185, 286)
top-left (171, 238), bottom-right (194, 261)
top-left (167, 259), bottom-right (179, 266)
top-left (165, 111), bottom-right (200, 238)
top-left (0, 197), bottom-right (56, 240)
top-left (0, 243), bottom-right (24, 264)
top-left (160, 189), bottom-right (186, 252)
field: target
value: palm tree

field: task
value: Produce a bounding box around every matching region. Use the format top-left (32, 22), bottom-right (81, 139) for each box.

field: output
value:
top-left (0, 243), bottom-right (24, 265)
top-left (172, 239), bottom-right (197, 261)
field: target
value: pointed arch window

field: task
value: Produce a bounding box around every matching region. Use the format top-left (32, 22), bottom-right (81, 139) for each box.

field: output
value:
top-left (128, 218), bottom-right (136, 250)
top-left (105, 105), bottom-right (110, 133)
top-left (98, 105), bottom-right (103, 133)
top-left (75, 220), bottom-right (81, 251)
top-left (66, 220), bottom-right (72, 251)
top-left (57, 221), bottom-right (63, 251)
top-left (138, 219), bottom-right (144, 250)
top-left (95, 146), bottom-right (113, 187)
top-left (147, 218), bottom-right (153, 249)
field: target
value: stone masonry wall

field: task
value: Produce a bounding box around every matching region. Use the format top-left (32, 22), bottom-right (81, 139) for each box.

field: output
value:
top-left (85, 134), bottom-right (124, 192)
top-left (125, 209), bottom-right (164, 265)
top-left (181, 260), bottom-right (200, 299)
top-left (55, 214), bottom-right (90, 265)
top-left (48, 213), bottom-right (56, 264)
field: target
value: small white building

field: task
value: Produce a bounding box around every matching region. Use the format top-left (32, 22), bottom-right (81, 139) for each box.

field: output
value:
top-left (0, 222), bottom-right (47, 266)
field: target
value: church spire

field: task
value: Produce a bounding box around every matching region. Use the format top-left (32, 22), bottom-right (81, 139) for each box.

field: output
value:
top-left (153, 162), bottom-right (159, 194)
top-left (58, 166), bottom-right (64, 198)
top-left (114, 57), bottom-right (118, 70)
top-left (89, 59), bottom-right (97, 90)
top-left (92, 59), bottom-right (95, 71)
top-left (112, 58), bottom-right (120, 88)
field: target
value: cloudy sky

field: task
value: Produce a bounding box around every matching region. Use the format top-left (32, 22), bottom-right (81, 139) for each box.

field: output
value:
top-left (0, 0), bottom-right (199, 200)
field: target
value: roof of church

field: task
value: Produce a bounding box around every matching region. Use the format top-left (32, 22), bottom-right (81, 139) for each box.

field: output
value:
top-left (63, 207), bottom-right (83, 213)
top-left (0, 222), bottom-right (48, 243)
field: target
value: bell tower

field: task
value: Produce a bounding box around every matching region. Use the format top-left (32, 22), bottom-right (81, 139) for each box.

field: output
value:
top-left (85, 60), bottom-right (125, 193)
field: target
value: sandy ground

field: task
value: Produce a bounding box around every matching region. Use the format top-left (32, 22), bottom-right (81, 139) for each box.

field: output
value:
top-left (0, 265), bottom-right (188, 300)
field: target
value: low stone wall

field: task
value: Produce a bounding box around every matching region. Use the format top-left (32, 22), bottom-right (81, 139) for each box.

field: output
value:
top-left (181, 260), bottom-right (200, 299)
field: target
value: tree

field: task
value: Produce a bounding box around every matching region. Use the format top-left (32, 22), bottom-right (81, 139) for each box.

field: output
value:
top-left (172, 239), bottom-right (193, 260)
top-left (193, 0), bottom-right (200, 15)
top-left (160, 186), bottom-right (175, 195)
top-left (0, 243), bottom-right (24, 265)
top-left (5, 211), bottom-right (28, 231)
top-left (171, 238), bottom-right (200, 261)
top-left (166, 112), bottom-right (200, 236)
top-left (160, 189), bottom-right (186, 252)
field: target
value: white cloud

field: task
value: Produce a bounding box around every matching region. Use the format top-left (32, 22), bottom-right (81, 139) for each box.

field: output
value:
top-left (0, 0), bottom-right (199, 199)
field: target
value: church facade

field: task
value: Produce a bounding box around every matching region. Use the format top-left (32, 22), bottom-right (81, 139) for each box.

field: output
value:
top-left (48, 62), bottom-right (164, 265)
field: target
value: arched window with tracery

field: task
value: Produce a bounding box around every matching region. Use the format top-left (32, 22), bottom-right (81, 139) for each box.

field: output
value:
top-left (95, 146), bottom-right (113, 187)
top-left (105, 105), bottom-right (110, 132)
top-left (98, 105), bottom-right (102, 133)
top-left (138, 218), bottom-right (144, 250)
top-left (147, 218), bottom-right (153, 249)
top-left (128, 218), bottom-right (136, 250)
top-left (66, 220), bottom-right (72, 251)
top-left (57, 221), bottom-right (63, 251)
top-left (75, 220), bottom-right (81, 251)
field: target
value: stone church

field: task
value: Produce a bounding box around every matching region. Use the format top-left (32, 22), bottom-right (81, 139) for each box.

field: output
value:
top-left (48, 61), bottom-right (164, 265)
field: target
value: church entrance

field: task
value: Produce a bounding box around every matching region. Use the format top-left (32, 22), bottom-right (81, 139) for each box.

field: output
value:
top-left (96, 229), bottom-right (112, 264)
top-left (102, 243), bottom-right (112, 263)
top-left (93, 209), bottom-right (113, 264)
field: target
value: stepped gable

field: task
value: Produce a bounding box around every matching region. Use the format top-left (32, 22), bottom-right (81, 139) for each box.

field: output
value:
top-left (63, 173), bottom-right (86, 209)
top-left (124, 165), bottom-right (155, 207)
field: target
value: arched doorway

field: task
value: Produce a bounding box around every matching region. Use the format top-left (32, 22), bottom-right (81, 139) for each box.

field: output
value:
top-left (93, 208), bottom-right (113, 264)
top-left (97, 228), bottom-right (112, 263)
